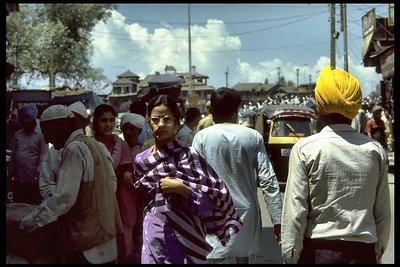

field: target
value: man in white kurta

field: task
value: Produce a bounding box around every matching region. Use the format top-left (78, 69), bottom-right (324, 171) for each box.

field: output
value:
top-left (19, 105), bottom-right (122, 264)
top-left (281, 65), bottom-right (391, 264)
top-left (192, 88), bottom-right (282, 264)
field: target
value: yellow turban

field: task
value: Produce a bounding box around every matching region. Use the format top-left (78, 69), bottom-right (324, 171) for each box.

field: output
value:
top-left (315, 65), bottom-right (362, 120)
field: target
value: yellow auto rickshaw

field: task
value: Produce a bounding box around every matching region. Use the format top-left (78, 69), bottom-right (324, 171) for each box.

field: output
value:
top-left (255, 104), bottom-right (316, 191)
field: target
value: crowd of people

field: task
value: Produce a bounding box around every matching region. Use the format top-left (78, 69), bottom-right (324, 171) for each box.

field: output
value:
top-left (6, 66), bottom-right (392, 264)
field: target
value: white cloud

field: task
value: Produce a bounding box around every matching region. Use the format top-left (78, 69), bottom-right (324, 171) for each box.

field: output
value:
top-left (91, 9), bottom-right (382, 97)
top-left (91, 11), bottom-right (243, 93)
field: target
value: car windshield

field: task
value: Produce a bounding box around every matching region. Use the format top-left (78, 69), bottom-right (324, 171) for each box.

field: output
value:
top-left (271, 117), bottom-right (313, 137)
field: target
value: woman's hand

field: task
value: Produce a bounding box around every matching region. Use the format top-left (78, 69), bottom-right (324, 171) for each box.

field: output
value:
top-left (123, 171), bottom-right (133, 184)
top-left (160, 177), bottom-right (191, 198)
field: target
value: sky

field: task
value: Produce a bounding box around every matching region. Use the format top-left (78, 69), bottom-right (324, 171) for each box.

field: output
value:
top-left (22, 3), bottom-right (391, 97)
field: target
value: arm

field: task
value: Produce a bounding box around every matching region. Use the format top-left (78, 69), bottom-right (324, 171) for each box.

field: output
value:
top-left (39, 147), bottom-right (59, 199)
top-left (116, 140), bottom-right (134, 184)
top-left (20, 141), bottom-right (91, 234)
top-left (36, 130), bottom-right (49, 176)
top-left (256, 135), bottom-right (282, 242)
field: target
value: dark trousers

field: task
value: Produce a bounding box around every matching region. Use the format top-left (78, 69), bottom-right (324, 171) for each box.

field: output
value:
top-left (298, 237), bottom-right (377, 264)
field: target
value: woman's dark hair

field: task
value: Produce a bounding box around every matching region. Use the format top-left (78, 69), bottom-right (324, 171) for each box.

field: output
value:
top-left (211, 87), bottom-right (242, 123)
top-left (92, 104), bottom-right (117, 133)
top-left (129, 100), bottom-right (147, 117)
top-left (147, 94), bottom-right (180, 125)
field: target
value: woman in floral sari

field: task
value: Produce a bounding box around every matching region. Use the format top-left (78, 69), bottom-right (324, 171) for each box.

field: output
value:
top-left (133, 94), bottom-right (243, 264)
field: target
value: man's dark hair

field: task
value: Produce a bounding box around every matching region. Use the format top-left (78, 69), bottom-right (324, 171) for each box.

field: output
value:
top-left (130, 100), bottom-right (147, 117)
top-left (211, 87), bottom-right (241, 123)
top-left (185, 107), bottom-right (201, 124)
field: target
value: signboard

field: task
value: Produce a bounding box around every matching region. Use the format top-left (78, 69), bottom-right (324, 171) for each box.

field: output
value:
top-left (362, 8), bottom-right (376, 37)
top-left (362, 8), bottom-right (376, 58)
top-left (380, 46), bottom-right (394, 78)
top-left (388, 3), bottom-right (394, 26)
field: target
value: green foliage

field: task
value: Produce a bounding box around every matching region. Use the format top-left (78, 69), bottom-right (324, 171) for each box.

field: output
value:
top-left (6, 3), bottom-right (116, 90)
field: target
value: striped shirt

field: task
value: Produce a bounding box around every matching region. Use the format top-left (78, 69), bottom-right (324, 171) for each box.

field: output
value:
top-left (134, 140), bottom-right (242, 263)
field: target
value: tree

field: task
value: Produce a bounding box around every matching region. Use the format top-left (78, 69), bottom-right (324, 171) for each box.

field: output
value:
top-left (286, 80), bottom-right (294, 87)
top-left (6, 3), bottom-right (116, 90)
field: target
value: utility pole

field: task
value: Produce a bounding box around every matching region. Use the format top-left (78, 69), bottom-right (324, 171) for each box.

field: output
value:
top-left (330, 4), bottom-right (336, 68)
top-left (188, 4), bottom-right (193, 96)
top-left (224, 66), bottom-right (229, 87)
top-left (341, 3), bottom-right (348, 71)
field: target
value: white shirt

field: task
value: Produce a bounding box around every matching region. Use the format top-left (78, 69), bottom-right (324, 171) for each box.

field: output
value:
top-left (281, 124), bottom-right (391, 263)
top-left (21, 129), bottom-right (118, 263)
top-left (192, 123), bottom-right (282, 259)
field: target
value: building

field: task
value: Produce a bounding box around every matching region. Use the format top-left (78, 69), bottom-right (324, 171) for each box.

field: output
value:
top-left (137, 66), bottom-right (215, 114)
top-left (108, 70), bottom-right (141, 113)
top-left (178, 70), bottom-right (215, 113)
top-left (361, 5), bottom-right (394, 118)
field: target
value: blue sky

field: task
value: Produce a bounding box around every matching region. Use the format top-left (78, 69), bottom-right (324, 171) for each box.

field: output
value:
top-left (21, 3), bottom-right (392, 97)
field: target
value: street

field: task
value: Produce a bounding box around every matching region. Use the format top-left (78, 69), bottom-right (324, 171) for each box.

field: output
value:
top-left (256, 171), bottom-right (395, 264)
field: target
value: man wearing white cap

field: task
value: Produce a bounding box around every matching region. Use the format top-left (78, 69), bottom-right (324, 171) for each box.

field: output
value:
top-left (18, 104), bottom-right (123, 264)
top-left (68, 101), bottom-right (92, 136)
top-left (39, 101), bottom-right (98, 200)
top-left (120, 112), bottom-right (145, 161)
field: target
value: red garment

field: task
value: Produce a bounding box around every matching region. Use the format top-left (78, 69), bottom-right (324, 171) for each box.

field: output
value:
top-left (95, 134), bottom-right (141, 263)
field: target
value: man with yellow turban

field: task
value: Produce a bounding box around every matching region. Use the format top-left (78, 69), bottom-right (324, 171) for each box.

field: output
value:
top-left (281, 65), bottom-right (390, 264)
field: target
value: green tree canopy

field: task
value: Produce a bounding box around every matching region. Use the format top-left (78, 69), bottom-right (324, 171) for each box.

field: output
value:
top-left (6, 3), bottom-right (116, 90)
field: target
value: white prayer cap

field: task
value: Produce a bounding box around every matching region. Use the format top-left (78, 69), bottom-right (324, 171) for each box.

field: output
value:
top-left (120, 113), bottom-right (145, 129)
top-left (68, 101), bottom-right (89, 118)
top-left (40, 104), bottom-right (75, 122)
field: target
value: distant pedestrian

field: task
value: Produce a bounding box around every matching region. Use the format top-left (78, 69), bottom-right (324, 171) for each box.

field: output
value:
top-left (6, 108), bottom-right (20, 150)
top-left (120, 112), bottom-right (146, 160)
top-left (365, 105), bottom-right (388, 159)
top-left (8, 103), bottom-right (48, 205)
top-left (351, 103), bottom-right (367, 134)
top-left (381, 108), bottom-right (394, 153)
top-left (129, 99), bottom-right (153, 147)
top-left (176, 107), bottom-right (201, 145)
top-left (281, 65), bottom-right (391, 264)
top-left (196, 100), bottom-right (214, 132)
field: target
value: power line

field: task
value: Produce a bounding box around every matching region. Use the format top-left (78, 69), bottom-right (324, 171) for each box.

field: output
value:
top-left (114, 10), bottom-right (326, 26)
top-left (92, 12), bottom-right (325, 42)
top-left (93, 40), bottom-right (330, 55)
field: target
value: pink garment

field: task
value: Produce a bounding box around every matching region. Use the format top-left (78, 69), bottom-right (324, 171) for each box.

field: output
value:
top-left (95, 134), bottom-right (140, 262)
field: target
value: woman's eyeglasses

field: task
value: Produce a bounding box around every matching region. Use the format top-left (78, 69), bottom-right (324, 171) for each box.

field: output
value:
top-left (150, 116), bottom-right (175, 126)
